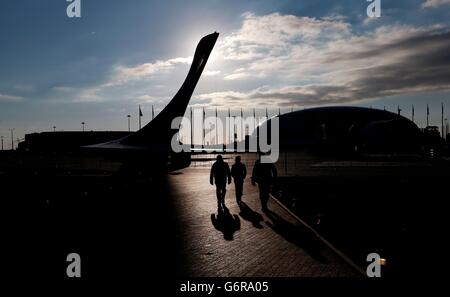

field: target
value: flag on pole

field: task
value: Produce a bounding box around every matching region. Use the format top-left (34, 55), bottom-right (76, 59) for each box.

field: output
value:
top-left (138, 104), bottom-right (143, 129)
top-left (427, 104), bottom-right (430, 126)
top-left (203, 107), bottom-right (206, 146)
top-left (215, 107), bottom-right (218, 124)
top-left (412, 104), bottom-right (415, 122)
top-left (442, 102), bottom-right (445, 138)
top-left (152, 105), bottom-right (155, 120)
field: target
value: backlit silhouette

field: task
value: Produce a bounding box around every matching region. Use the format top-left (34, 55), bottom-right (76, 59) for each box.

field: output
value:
top-left (231, 155), bottom-right (247, 205)
top-left (210, 155), bottom-right (231, 211)
top-left (252, 154), bottom-right (277, 212)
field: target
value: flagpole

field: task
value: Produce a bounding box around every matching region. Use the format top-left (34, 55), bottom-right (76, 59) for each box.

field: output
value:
top-left (138, 104), bottom-right (142, 130)
top-left (223, 108), bottom-right (226, 148)
top-left (208, 108), bottom-right (211, 146)
top-left (190, 107), bottom-right (193, 148)
top-left (228, 107), bottom-right (231, 145)
top-left (241, 108), bottom-right (244, 142)
top-left (215, 107), bottom-right (218, 145)
top-left (442, 102), bottom-right (445, 138)
top-left (412, 104), bottom-right (415, 123)
top-left (253, 108), bottom-right (258, 151)
top-left (427, 104), bottom-right (430, 127)
top-left (203, 107), bottom-right (205, 148)
top-left (152, 105), bottom-right (154, 120)
top-left (253, 108), bottom-right (256, 135)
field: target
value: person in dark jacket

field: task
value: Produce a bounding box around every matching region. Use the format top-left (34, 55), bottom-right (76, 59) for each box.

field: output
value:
top-left (251, 154), bottom-right (277, 212)
top-left (231, 156), bottom-right (247, 205)
top-left (210, 155), bottom-right (231, 210)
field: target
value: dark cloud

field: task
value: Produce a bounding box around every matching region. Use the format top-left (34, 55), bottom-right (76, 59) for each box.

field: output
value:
top-left (202, 24), bottom-right (450, 107)
top-left (346, 30), bottom-right (450, 98)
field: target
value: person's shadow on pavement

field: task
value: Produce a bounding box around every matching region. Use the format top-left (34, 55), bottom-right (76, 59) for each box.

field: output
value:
top-left (238, 202), bottom-right (264, 228)
top-left (211, 206), bottom-right (240, 240)
top-left (265, 209), bottom-right (327, 262)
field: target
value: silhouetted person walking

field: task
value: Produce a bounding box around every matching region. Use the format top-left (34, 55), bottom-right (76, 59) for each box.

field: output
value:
top-left (210, 155), bottom-right (231, 211)
top-left (251, 154), bottom-right (277, 212)
top-left (231, 156), bottom-right (247, 206)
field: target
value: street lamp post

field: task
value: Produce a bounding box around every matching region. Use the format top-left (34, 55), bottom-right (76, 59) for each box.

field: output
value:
top-left (53, 126), bottom-right (56, 132)
top-left (1, 136), bottom-right (3, 150)
top-left (127, 115), bottom-right (131, 132)
top-left (82, 122), bottom-right (85, 132)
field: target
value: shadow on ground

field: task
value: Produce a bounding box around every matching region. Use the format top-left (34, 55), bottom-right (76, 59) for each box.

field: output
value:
top-left (211, 206), bottom-right (241, 240)
top-left (265, 209), bottom-right (327, 263)
top-left (238, 202), bottom-right (264, 228)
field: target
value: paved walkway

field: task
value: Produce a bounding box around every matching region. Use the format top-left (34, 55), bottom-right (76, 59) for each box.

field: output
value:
top-left (169, 167), bottom-right (361, 277)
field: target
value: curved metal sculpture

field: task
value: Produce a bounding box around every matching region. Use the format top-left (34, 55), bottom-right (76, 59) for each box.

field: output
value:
top-left (87, 32), bottom-right (219, 151)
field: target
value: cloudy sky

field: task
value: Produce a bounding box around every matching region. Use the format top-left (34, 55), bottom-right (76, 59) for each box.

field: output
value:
top-left (1, 0), bottom-right (450, 146)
